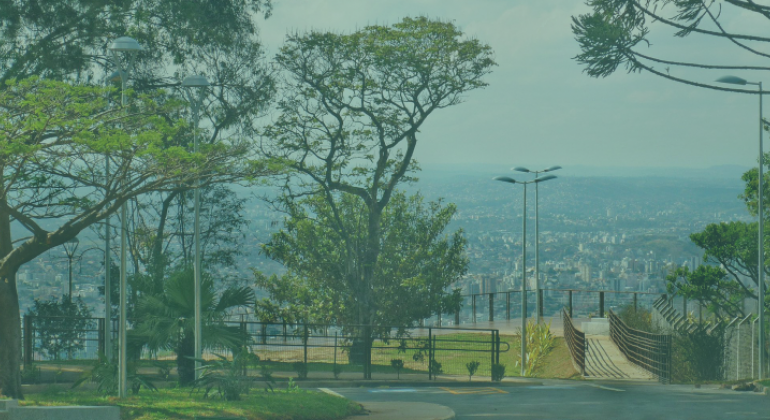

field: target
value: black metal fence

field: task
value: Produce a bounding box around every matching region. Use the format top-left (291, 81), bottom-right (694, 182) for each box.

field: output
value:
top-left (22, 317), bottom-right (509, 380)
top-left (608, 309), bottom-right (671, 383)
top-left (561, 308), bottom-right (585, 376)
top-left (452, 289), bottom-right (661, 326)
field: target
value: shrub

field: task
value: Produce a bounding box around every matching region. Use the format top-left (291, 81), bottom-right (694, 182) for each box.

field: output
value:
top-left (466, 361), bottom-right (480, 382)
top-left (293, 362), bottom-right (309, 379)
top-left (429, 360), bottom-right (443, 376)
top-left (390, 359), bottom-right (404, 379)
top-left (491, 363), bottom-right (506, 382)
top-left (333, 363), bottom-right (344, 379)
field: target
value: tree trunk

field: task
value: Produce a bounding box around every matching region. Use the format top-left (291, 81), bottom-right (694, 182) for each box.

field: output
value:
top-left (0, 270), bottom-right (23, 399)
top-left (177, 332), bottom-right (195, 386)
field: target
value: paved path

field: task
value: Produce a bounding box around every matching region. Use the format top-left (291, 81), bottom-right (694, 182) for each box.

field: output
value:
top-left (584, 335), bottom-right (653, 380)
top-left (333, 381), bottom-right (770, 420)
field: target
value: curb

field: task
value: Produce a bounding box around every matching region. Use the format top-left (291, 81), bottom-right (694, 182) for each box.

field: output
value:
top-left (356, 402), bottom-right (455, 420)
top-left (283, 378), bottom-right (544, 389)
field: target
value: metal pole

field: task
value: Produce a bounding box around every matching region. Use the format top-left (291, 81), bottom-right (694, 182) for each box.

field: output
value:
top-left (521, 183), bottom-right (528, 376)
top-left (118, 72), bottom-right (128, 399)
top-left (192, 93), bottom-right (203, 379)
top-left (104, 167), bottom-right (112, 362)
top-left (757, 82), bottom-right (765, 380)
top-left (535, 178), bottom-right (541, 323)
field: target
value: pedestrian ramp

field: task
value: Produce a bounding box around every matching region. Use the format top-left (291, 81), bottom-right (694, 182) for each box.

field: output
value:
top-left (584, 335), bottom-right (654, 380)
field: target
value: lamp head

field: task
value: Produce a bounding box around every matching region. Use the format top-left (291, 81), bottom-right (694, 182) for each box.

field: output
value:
top-left (534, 174), bottom-right (557, 183)
top-left (512, 166), bottom-right (530, 173)
top-left (716, 75), bottom-right (748, 86)
top-left (494, 176), bottom-right (518, 184)
top-left (545, 165), bottom-right (562, 172)
top-left (109, 36), bottom-right (143, 53)
top-left (182, 75), bottom-right (210, 88)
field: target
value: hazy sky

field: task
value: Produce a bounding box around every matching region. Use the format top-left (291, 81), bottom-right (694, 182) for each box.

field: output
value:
top-left (258, 0), bottom-right (766, 170)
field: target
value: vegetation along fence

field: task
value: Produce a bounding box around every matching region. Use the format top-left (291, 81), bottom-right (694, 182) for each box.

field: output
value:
top-left (22, 317), bottom-right (509, 380)
top-left (561, 308), bottom-right (585, 376)
top-left (608, 310), bottom-right (672, 383)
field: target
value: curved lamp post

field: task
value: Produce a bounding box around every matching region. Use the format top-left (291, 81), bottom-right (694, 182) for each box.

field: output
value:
top-left (494, 174), bottom-right (557, 376)
top-left (716, 75), bottom-right (765, 380)
top-left (513, 165), bottom-right (561, 323)
top-left (181, 74), bottom-right (209, 379)
top-left (109, 35), bottom-right (143, 399)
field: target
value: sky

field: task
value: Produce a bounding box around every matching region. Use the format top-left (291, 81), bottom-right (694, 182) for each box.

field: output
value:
top-left (256, 0), bottom-right (768, 171)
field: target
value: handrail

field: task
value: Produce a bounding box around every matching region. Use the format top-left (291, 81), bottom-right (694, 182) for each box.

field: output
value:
top-left (561, 308), bottom-right (586, 376)
top-left (608, 310), bottom-right (671, 383)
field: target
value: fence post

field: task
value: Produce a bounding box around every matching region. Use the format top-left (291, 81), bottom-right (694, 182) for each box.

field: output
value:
top-left (472, 295), bottom-right (476, 324)
top-left (455, 308), bottom-right (460, 326)
top-left (633, 293), bottom-right (638, 311)
top-left (599, 291), bottom-right (605, 318)
top-left (490, 330), bottom-right (495, 371)
top-left (303, 323), bottom-right (308, 365)
top-left (683, 297), bottom-right (687, 317)
top-left (23, 316), bottom-right (32, 368)
top-left (489, 293), bottom-right (494, 322)
top-left (334, 331), bottom-right (338, 374)
top-left (568, 290), bottom-right (573, 318)
top-left (538, 290), bottom-right (544, 319)
top-left (428, 327), bottom-right (433, 380)
top-left (97, 318), bottom-right (105, 357)
top-left (506, 292), bottom-right (511, 320)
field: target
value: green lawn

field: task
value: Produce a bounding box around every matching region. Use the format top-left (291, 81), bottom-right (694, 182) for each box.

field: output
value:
top-left (22, 387), bottom-right (364, 420)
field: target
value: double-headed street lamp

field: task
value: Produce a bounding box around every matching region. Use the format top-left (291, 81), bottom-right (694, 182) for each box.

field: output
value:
top-left (108, 35), bottom-right (143, 399)
top-left (513, 166), bottom-right (561, 323)
top-left (716, 75), bottom-right (765, 379)
top-left (494, 174), bottom-right (557, 376)
top-left (181, 74), bottom-right (209, 379)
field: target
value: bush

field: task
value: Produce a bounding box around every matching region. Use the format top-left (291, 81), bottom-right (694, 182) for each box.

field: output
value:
top-left (671, 327), bottom-right (724, 383)
top-left (73, 354), bottom-right (156, 395)
top-left (429, 360), bottom-right (443, 376)
top-left (466, 361), bottom-right (480, 382)
top-left (390, 359), bottom-right (404, 379)
top-left (491, 363), bottom-right (506, 382)
top-left (333, 363), bottom-right (343, 379)
top-left (617, 306), bottom-right (655, 332)
top-left (26, 296), bottom-right (92, 360)
top-left (293, 362), bottom-right (309, 379)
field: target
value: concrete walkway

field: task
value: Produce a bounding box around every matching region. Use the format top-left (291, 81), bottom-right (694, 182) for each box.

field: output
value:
top-left (584, 334), bottom-right (653, 380)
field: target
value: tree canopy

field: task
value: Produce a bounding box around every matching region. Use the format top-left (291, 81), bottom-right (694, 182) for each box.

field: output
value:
top-left (572, 0), bottom-right (770, 93)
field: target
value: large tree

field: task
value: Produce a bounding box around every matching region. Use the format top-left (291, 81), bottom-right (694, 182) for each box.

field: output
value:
top-left (256, 192), bottom-right (467, 328)
top-left (0, 78), bottom-right (262, 398)
top-left (572, 0), bottom-right (770, 92)
top-left (260, 16), bottom-right (494, 378)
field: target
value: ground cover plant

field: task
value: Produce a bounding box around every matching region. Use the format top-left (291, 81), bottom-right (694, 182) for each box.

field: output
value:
top-left (21, 387), bottom-right (362, 420)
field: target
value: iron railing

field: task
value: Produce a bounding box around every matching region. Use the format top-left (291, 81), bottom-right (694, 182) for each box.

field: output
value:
top-left (608, 309), bottom-right (671, 383)
top-left (561, 308), bottom-right (585, 376)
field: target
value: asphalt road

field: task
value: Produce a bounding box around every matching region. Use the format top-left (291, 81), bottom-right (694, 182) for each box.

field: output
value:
top-left (331, 380), bottom-right (770, 420)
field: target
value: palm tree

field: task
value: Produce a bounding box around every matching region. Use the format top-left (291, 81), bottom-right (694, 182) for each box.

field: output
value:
top-left (133, 267), bottom-right (254, 385)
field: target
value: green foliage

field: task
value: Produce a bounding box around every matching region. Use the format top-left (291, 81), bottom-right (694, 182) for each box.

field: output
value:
top-left (671, 327), bottom-right (725, 383)
top-left (73, 354), bottom-right (156, 395)
top-left (26, 295), bottom-right (92, 360)
top-left (465, 361), bottom-right (480, 382)
top-left (333, 363), bottom-right (344, 380)
top-left (257, 191), bottom-right (467, 330)
top-left (292, 362), bottom-right (309, 380)
top-left (286, 377), bottom-right (300, 393)
top-left (491, 363), bottom-right (506, 382)
top-left (666, 265), bottom-right (748, 318)
top-left (192, 353), bottom-right (270, 401)
top-left (259, 16), bottom-right (493, 339)
top-left (617, 306), bottom-right (655, 332)
top-left (390, 359), bottom-right (404, 379)
top-left (516, 321), bottom-right (556, 377)
top-left (429, 360), bottom-right (443, 376)
top-left (133, 267), bottom-right (255, 386)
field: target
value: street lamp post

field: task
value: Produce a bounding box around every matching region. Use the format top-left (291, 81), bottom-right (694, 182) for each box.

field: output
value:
top-left (717, 75), bottom-right (765, 380)
top-left (513, 166), bottom-right (561, 323)
top-left (109, 35), bottom-right (143, 398)
top-left (62, 238), bottom-right (80, 302)
top-left (494, 174), bottom-right (557, 376)
top-left (181, 74), bottom-right (209, 379)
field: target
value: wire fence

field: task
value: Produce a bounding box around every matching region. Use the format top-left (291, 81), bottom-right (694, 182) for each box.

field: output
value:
top-left (608, 309), bottom-right (671, 383)
top-left (22, 317), bottom-right (509, 380)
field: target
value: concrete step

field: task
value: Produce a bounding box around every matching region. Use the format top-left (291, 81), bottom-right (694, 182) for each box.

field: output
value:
top-left (0, 402), bottom-right (17, 411)
top-left (0, 410), bottom-right (8, 420)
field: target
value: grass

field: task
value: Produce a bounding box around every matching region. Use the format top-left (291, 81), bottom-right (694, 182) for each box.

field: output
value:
top-left (21, 387), bottom-right (364, 420)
